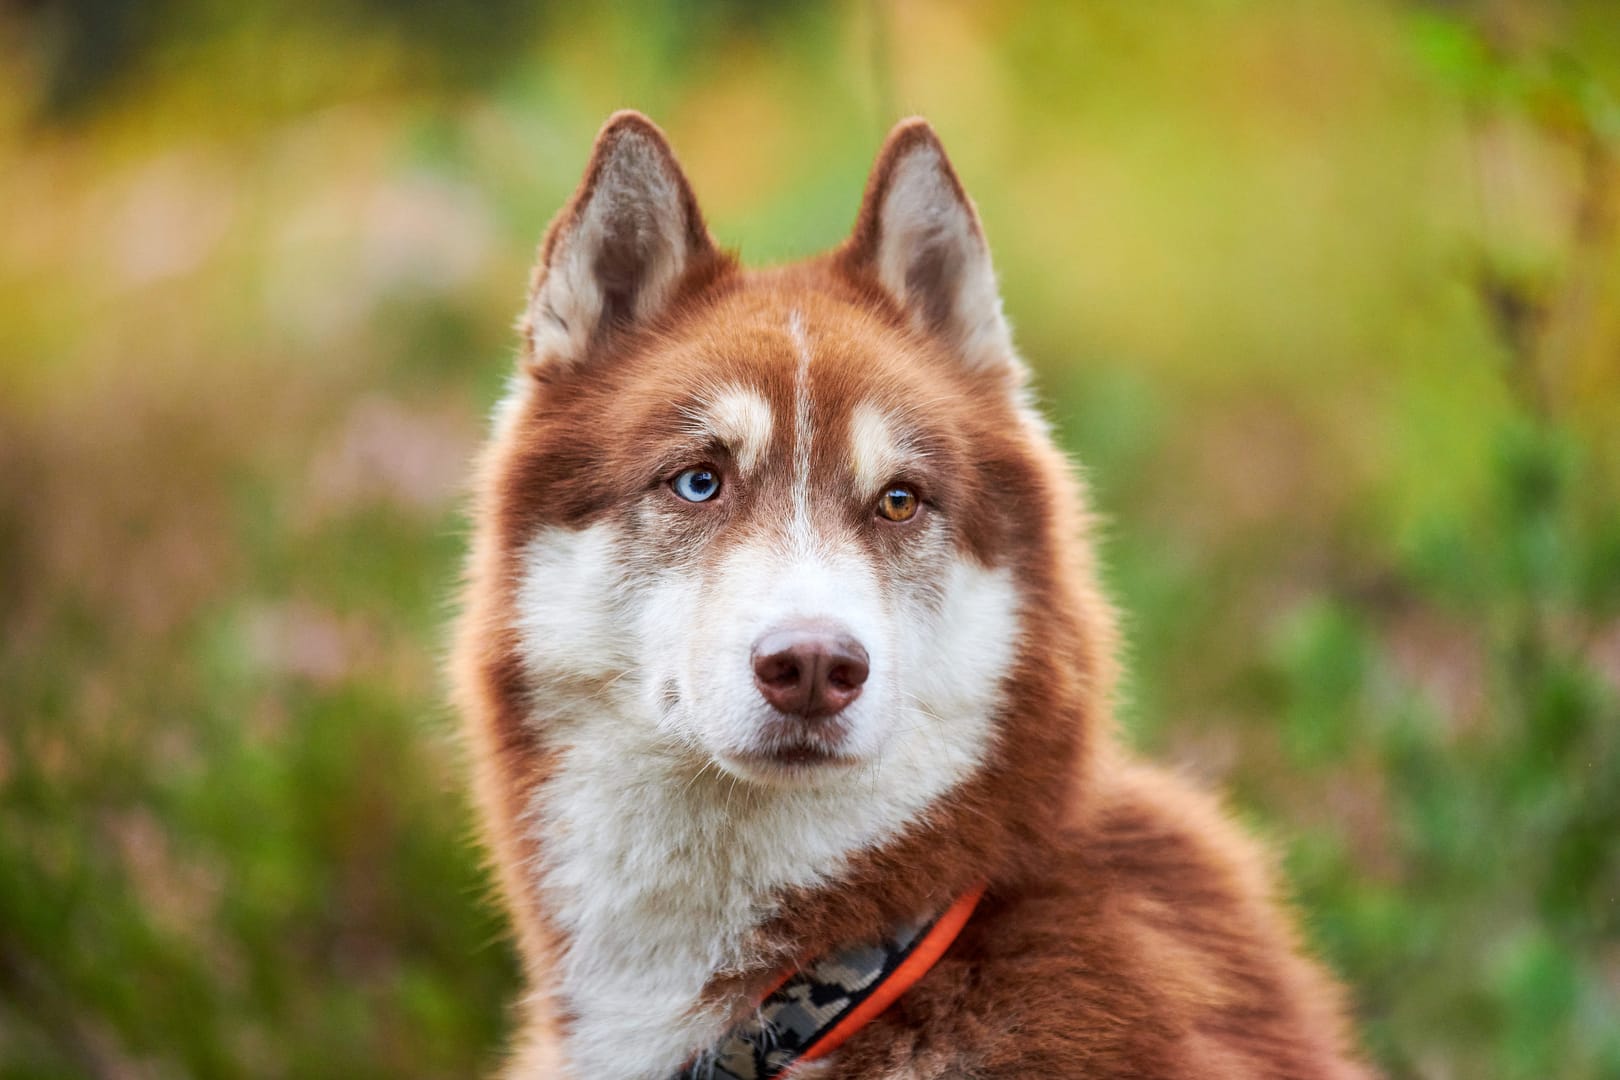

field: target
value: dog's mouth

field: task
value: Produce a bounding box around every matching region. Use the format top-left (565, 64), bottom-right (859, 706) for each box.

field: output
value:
top-left (718, 737), bottom-right (863, 785)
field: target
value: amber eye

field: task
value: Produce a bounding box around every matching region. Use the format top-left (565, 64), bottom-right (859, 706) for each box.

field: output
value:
top-left (876, 486), bottom-right (919, 523)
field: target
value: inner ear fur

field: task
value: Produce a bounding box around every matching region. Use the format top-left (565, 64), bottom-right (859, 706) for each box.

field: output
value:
top-left (839, 119), bottom-right (1017, 376)
top-left (523, 111), bottom-right (720, 371)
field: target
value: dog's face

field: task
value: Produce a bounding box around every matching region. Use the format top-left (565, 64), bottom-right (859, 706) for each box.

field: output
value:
top-left (497, 115), bottom-right (1042, 792)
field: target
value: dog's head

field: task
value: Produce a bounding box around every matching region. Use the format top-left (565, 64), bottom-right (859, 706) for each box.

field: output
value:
top-left (490, 113), bottom-right (1086, 797)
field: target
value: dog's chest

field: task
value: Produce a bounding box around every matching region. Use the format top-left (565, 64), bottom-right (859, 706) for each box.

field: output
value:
top-left (533, 733), bottom-right (927, 1079)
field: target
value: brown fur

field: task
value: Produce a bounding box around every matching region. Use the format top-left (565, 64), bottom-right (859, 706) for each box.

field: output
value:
top-left (451, 111), bottom-right (1373, 1078)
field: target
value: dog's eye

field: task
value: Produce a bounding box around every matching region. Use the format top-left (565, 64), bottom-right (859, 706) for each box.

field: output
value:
top-left (671, 468), bottom-right (722, 503)
top-left (876, 486), bottom-right (918, 523)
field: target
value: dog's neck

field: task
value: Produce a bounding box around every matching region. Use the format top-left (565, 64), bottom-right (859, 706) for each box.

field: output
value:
top-left (528, 696), bottom-right (977, 1080)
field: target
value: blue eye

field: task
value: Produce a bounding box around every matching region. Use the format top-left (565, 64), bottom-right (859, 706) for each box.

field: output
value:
top-left (671, 468), bottom-right (721, 503)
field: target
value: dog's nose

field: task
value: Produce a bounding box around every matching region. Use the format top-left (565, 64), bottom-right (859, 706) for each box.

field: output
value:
top-left (751, 627), bottom-right (870, 718)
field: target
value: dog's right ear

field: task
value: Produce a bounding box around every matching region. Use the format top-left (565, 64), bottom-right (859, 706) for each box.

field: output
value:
top-left (522, 111), bottom-right (716, 372)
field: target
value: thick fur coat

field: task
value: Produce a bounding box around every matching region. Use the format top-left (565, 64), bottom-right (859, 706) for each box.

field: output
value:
top-left (450, 111), bottom-right (1373, 1079)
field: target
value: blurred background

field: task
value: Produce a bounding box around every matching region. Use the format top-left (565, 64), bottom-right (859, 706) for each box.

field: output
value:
top-left (2, 0), bottom-right (1618, 1076)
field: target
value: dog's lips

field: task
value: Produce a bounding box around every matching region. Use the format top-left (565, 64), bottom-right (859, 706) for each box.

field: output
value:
top-left (718, 738), bottom-right (864, 784)
top-left (768, 744), bottom-right (839, 765)
top-left (749, 743), bottom-right (855, 767)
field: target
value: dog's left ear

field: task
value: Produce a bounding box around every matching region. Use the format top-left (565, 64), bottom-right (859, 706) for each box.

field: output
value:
top-left (840, 119), bottom-right (1016, 376)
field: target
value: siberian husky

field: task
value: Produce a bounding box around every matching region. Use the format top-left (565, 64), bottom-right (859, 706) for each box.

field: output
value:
top-left (451, 111), bottom-right (1372, 1079)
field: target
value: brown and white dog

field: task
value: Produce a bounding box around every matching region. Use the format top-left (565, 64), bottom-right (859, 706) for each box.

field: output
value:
top-left (451, 111), bottom-right (1373, 1079)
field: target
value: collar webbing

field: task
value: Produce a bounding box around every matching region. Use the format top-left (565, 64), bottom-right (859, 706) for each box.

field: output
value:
top-left (674, 884), bottom-right (986, 1080)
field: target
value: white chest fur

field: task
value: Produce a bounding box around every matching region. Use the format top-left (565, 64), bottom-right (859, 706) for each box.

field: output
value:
top-left (532, 722), bottom-right (978, 1079)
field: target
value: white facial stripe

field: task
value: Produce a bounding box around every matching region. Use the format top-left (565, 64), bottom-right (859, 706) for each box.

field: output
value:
top-left (787, 310), bottom-right (814, 550)
top-left (849, 400), bottom-right (917, 495)
top-left (700, 386), bottom-right (775, 472)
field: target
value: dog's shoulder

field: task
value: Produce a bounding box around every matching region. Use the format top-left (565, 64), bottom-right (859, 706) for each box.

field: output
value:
top-left (822, 761), bottom-right (1374, 1079)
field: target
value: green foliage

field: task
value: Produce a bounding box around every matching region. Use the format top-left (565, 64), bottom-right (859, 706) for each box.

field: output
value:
top-left (1, 2), bottom-right (1618, 1076)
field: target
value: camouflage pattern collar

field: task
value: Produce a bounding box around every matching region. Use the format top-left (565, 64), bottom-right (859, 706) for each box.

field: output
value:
top-left (674, 884), bottom-right (986, 1080)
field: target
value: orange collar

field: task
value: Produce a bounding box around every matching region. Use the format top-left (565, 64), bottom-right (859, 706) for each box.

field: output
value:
top-left (675, 883), bottom-right (986, 1079)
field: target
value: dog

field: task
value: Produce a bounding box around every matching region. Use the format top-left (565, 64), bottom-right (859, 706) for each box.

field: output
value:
top-left (451, 110), bottom-right (1373, 1079)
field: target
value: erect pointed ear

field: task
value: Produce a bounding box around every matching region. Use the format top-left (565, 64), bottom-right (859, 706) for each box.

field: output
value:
top-left (839, 119), bottom-right (1017, 375)
top-left (523, 111), bottom-right (718, 370)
